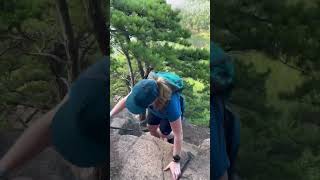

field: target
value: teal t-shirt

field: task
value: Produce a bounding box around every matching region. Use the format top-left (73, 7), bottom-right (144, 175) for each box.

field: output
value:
top-left (148, 92), bottom-right (181, 122)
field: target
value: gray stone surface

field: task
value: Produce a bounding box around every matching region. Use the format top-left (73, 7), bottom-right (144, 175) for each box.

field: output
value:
top-left (110, 110), bottom-right (211, 180)
top-left (110, 134), bottom-right (210, 180)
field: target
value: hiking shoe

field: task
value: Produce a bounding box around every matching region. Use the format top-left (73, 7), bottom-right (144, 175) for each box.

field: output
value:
top-left (167, 137), bottom-right (174, 144)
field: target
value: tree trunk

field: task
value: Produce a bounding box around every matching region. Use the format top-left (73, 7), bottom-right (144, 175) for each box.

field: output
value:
top-left (54, 0), bottom-right (80, 82)
top-left (136, 58), bottom-right (145, 79)
top-left (82, 0), bottom-right (109, 56)
top-left (48, 43), bottom-right (69, 101)
top-left (122, 47), bottom-right (135, 87)
top-left (143, 65), bottom-right (154, 79)
top-left (48, 60), bottom-right (68, 100)
top-left (125, 75), bottom-right (132, 92)
top-left (123, 34), bottom-right (143, 81)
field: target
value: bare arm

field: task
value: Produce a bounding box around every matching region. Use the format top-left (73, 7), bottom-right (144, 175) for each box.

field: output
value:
top-left (0, 95), bottom-right (69, 174)
top-left (170, 117), bottom-right (183, 156)
top-left (110, 94), bottom-right (129, 118)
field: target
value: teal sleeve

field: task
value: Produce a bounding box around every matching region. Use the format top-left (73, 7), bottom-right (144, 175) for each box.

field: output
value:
top-left (166, 93), bottom-right (182, 122)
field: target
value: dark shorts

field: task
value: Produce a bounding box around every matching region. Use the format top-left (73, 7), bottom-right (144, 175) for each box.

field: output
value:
top-left (147, 112), bottom-right (172, 136)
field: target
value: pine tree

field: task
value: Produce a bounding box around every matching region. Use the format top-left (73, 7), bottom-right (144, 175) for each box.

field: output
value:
top-left (0, 0), bottom-right (108, 129)
top-left (214, 0), bottom-right (320, 179)
top-left (111, 0), bottom-right (209, 87)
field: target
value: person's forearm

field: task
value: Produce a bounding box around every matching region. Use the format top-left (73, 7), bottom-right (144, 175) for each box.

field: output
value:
top-left (173, 132), bottom-right (183, 156)
top-left (170, 118), bottom-right (183, 157)
top-left (110, 95), bottom-right (128, 117)
top-left (0, 109), bottom-right (55, 173)
top-left (0, 95), bottom-right (68, 174)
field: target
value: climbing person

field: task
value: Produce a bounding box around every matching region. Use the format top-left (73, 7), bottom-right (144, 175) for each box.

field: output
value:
top-left (110, 71), bottom-right (185, 180)
top-left (0, 58), bottom-right (108, 179)
top-left (211, 42), bottom-right (240, 180)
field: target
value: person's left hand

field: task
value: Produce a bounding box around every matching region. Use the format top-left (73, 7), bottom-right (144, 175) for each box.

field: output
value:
top-left (164, 161), bottom-right (181, 180)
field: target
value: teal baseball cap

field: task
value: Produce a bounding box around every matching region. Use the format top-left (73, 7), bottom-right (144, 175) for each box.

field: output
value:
top-left (51, 57), bottom-right (108, 167)
top-left (125, 79), bottom-right (159, 114)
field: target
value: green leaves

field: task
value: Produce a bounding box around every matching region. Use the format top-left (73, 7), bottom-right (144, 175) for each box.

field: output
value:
top-left (0, 0), bottom-right (47, 28)
top-left (111, 0), bottom-right (209, 126)
top-left (214, 0), bottom-right (320, 74)
top-left (111, 0), bottom-right (209, 78)
top-left (112, 0), bottom-right (192, 43)
top-left (178, 0), bottom-right (210, 32)
top-left (0, 56), bottom-right (54, 108)
top-left (215, 1), bottom-right (320, 179)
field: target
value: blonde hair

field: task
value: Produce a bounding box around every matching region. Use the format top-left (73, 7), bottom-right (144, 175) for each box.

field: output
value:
top-left (153, 77), bottom-right (172, 110)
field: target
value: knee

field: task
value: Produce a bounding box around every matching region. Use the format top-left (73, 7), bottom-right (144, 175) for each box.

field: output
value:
top-left (159, 126), bottom-right (171, 137)
top-left (148, 125), bottom-right (158, 135)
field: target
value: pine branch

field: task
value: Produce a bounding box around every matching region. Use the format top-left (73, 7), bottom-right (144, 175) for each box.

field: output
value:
top-left (16, 116), bottom-right (28, 128)
top-left (16, 25), bottom-right (36, 42)
top-left (80, 39), bottom-right (96, 62)
top-left (27, 52), bottom-right (66, 64)
top-left (0, 41), bottom-right (22, 57)
top-left (24, 109), bottom-right (40, 124)
top-left (278, 58), bottom-right (310, 76)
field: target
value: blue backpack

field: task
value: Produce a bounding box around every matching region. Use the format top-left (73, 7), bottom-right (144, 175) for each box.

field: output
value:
top-left (149, 71), bottom-right (185, 120)
top-left (211, 43), bottom-right (235, 96)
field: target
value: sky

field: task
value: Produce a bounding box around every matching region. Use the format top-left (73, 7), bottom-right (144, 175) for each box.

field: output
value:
top-left (165, 0), bottom-right (185, 9)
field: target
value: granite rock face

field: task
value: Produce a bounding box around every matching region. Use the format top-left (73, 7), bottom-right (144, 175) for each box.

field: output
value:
top-left (110, 110), bottom-right (210, 180)
top-left (110, 134), bottom-right (210, 180)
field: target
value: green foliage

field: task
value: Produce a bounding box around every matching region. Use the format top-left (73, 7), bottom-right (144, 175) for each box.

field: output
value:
top-left (215, 0), bottom-right (320, 179)
top-left (214, 0), bottom-right (320, 73)
top-left (0, 56), bottom-right (55, 109)
top-left (183, 80), bottom-right (210, 126)
top-left (110, 54), bottom-right (130, 103)
top-left (188, 32), bottom-right (210, 49)
top-left (229, 51), bottom-right (320, 180)
top-left (0, 1), bottom-right (46, 27)
top-left (0, 0), bottom-right (101, 128)
top-left (0, 113), bottom-right (9, 129)
top-left (111, 0), bottom-right (209, 126)
top-left (177, 0), bottom-right (210, 32)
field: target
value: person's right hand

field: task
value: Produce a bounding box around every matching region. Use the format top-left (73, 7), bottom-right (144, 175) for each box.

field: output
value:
top-left (164, 161), bottom-right (181, 180)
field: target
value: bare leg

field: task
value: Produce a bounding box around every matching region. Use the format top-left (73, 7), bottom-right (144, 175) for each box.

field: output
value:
top-left (147, 125), bottom-right (173, 142)
top-left (157, 128), bottom-right (168, 139)
top-left (148, 124), bottom-right (160, 138)
top-left (0, 95), bottom-right (68, 173)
